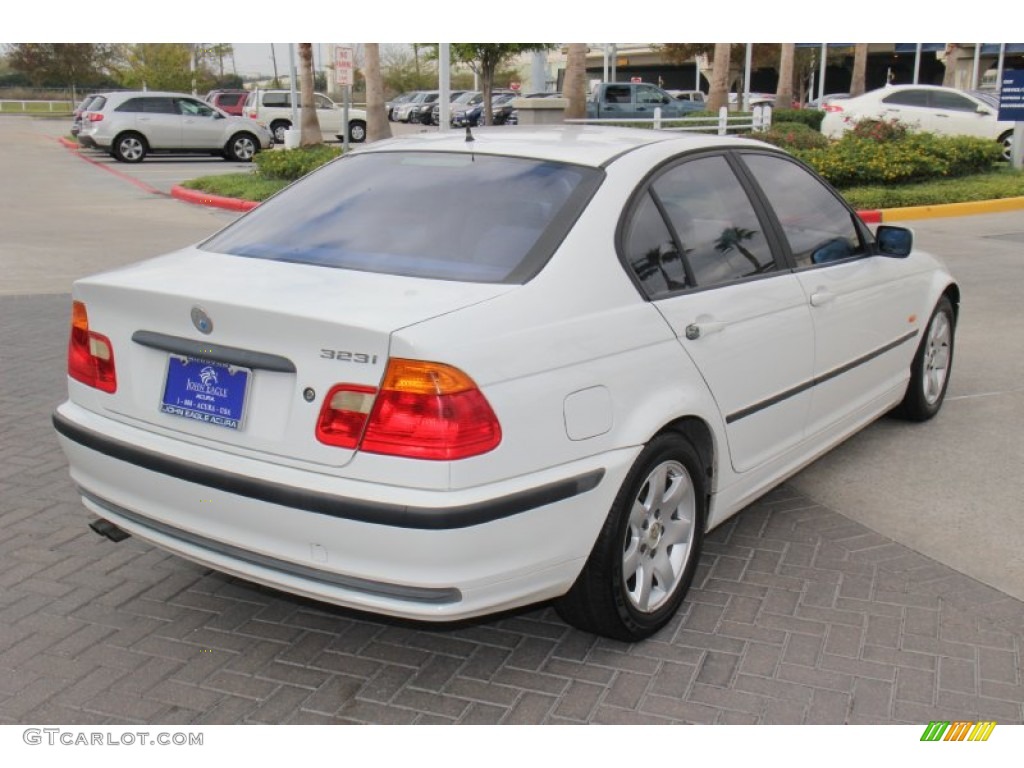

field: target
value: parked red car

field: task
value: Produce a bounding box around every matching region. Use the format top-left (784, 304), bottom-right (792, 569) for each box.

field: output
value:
top-left (205, 89), bottom-right (249, 117)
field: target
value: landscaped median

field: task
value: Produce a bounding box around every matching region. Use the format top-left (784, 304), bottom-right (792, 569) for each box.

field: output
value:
top-left (172, 138), bottom-right (1024, 223)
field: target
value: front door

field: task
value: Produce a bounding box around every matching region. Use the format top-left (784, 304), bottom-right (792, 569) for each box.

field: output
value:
top-left (740, 152), bottom-right (924, 437)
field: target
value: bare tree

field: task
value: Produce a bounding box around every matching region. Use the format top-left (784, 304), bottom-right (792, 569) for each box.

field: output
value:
top-left (707, 43), bottom-right (732, 113)
top-left (563, 43), bottom-right (588, 120)
top-left (364, 43), bottom-right (392, 142)
top-left (298, 43), bottom-right (322, 146)
top-left (850, 44), bottom-right (869, 97)
top-left (775, 43), bottom-right (795, 108)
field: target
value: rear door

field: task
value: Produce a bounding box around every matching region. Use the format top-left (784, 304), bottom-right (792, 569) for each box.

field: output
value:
top-left (601, 84), bottom-right (635, 118)
top-left (620, 151), bottom-right (815, 473)
top-left (130, 97), bottom-right (182, 148)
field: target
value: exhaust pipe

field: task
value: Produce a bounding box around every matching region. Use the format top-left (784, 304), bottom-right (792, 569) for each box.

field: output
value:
top-left (89, 518), bottom-right (131, 542)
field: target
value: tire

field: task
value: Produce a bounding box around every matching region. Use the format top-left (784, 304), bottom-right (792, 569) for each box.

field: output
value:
top-left (270, 120), bottom-right (290, 145)
top-left (113, 132), bottom-right (146, 163)
top-left (998, 131), bottom-right (1013, 163)
top-left (894, 295), bottom-right (955, 421)
top-left (347, 120), bottom-right (367, 143)
top-left (555, 432), bottom-right (706, 641)
top-left (225, 132), bottom-right (258, 162)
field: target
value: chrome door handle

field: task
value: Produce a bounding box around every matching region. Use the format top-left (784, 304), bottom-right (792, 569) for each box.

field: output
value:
top-left (685, 321), bottom-right (725, 340)
top-left (810, 290), bottom-right (836, 307)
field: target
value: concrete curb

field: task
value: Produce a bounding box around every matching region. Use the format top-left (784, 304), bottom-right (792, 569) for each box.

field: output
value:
top-left (170, 185), bottom-right (260, 212)
top-left (879, 195), bottom-right (1024, 222)
top-left (59, 137), bottom-right (79, 149)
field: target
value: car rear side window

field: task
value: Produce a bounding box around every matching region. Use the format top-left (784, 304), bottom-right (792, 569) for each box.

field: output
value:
top-left (116, 97), bottom-right (177, 114)
top-left (202, 152), bottom-right (603, 284)
top-left (742, 154), bottom-right (866, 269)
top-left (622, 192), bottom-right (692, 296)
top-left (882, 90), bottom-right (930, 107)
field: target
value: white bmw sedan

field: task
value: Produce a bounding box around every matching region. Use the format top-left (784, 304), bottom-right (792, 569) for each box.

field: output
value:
top-left (54, 126), bottom-right (958, 641)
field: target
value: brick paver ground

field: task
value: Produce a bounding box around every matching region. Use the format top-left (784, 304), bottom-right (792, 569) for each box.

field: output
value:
top-left (2, 294), bottom-right (1022, 725)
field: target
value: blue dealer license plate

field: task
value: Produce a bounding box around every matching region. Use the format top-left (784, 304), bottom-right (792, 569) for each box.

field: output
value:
top-left (160, 357), bottom-right (250, 430)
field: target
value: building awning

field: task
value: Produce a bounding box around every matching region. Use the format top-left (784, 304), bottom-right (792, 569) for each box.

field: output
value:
top-left (979, 43), bottom-right (1024, 54)
top-left (893, 44), bottom-right (947, 53)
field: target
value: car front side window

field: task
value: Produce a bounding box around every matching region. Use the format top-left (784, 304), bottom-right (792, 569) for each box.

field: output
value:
top-left (742, 153), bottom-right (867, 269)
top-left (178, 99), bottom-right (215, 117)
top-left (931, 91), bottom-right (978, 112)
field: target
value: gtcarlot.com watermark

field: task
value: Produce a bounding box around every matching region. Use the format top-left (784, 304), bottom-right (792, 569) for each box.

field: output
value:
top-left (23, 728), bottom-right (203, 747)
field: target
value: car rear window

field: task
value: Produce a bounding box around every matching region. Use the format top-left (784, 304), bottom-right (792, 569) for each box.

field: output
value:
top-left (202, 152), bottom-right (603, 283)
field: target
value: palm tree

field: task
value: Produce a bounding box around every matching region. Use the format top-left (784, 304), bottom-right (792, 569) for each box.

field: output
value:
top-left (632, 242), bottom-right (688, 292)
top-left (707, 43), bottom-right (731, 113)
top-left (364, 44), bottom-right (392, 142)
top-left (775, 44), bottom-right (795, 108)
top-left (715, 227), bottom-right (764, 273)
top-left (563, 44), bottom-right (588, 120)
top-left (298, 43), bottom-right (322, 147)
top-left (850, 44), bottom-right (869, 97)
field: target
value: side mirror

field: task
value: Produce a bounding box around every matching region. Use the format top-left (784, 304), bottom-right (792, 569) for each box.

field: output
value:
top-left (876, 225), bottom-right (913, 257)
top-left (976, 105), bottom-right (991, 116)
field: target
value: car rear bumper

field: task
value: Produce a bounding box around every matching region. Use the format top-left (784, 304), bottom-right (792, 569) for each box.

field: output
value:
top-left (53, 401), bottom-right (635, 621)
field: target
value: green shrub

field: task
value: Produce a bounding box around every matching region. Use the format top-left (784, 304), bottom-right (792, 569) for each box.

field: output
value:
top-left (794, 132), bottom-right (1002, 188)
top-left (752, 122), bottom-right (830, 150)
top-left (771, 108), bottom-right (824, 131)
top-left (254, 145), bottom-right (342, 181)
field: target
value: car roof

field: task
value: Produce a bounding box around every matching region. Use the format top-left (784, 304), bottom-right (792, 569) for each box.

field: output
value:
top-left (354, 125), bottom-right (772, 168)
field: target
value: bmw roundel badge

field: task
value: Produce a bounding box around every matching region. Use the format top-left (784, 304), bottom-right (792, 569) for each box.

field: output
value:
top-left (191, 307), bottom-right (213, 335)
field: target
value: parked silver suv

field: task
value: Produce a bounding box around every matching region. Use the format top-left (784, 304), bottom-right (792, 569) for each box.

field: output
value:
top-left (77, 90), bottom-right (272, 163)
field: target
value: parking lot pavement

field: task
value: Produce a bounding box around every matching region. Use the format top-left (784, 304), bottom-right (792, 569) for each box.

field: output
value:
top-left (1, 116), bottom-right (1022, 725)
top-left (2, 299), bottom-right (1022, 725)
top-left (790, 210), bottom-right (1024, 604)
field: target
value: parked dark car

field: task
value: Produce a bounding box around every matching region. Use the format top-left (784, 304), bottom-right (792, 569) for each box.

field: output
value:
top-left (453, 92), bottom-right (518, 127)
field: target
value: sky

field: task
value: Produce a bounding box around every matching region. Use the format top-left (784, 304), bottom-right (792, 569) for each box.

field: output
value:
top-left (6, 2), bottom-right (1001, 50)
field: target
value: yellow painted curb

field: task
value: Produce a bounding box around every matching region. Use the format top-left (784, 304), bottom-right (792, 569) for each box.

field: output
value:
top-left (882, 196), bottom-right (1024, 222)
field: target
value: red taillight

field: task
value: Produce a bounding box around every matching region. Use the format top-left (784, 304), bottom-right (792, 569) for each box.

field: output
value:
top-left (823, 103), bottom-right (843, 113)
top-left (315, 359), bottom-right (502, 460)
top-left (315, 385), bottom-right (377, 448)
top-left (87, 112), bottom-right (104, 122)
top-left (68, 301), bottom-right (116, 393)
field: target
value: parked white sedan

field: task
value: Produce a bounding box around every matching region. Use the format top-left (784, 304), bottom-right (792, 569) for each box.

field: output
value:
top-left (821, 84), bottom-right (1014, 160)
top-left (53, 126), bottom-right (958, 640)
